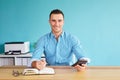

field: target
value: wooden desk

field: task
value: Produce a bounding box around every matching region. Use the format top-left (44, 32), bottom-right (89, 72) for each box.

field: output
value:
top-left (0, 66), bottom-right (120, 80)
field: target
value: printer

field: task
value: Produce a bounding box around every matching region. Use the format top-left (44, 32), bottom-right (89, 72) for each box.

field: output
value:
top-left (4, 41), bottom-right (30, 55)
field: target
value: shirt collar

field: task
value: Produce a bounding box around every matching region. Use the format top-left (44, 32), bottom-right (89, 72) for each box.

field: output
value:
top-left (50, 31), bottom-right (64, 38)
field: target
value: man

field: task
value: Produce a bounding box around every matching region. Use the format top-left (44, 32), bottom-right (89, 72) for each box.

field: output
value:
top-left (31, 9), bottom-right (90, 71)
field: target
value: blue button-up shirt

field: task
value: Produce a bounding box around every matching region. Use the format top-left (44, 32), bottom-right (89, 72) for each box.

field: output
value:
top-left (31, 31), bottom-right (85, 66)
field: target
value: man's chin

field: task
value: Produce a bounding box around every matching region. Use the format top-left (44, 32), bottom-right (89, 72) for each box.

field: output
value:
top-left (54, 30), bottom-right (62, 33)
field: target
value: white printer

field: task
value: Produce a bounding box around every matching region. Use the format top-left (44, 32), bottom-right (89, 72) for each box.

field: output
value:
top-left (4, 41), bottom-right (30, 55)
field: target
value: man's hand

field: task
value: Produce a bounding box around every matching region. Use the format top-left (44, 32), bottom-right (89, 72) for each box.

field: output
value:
top-left (72, 58), bottom-right (90, 71)
top-left (74, 64), bottom-right (87, 71)
top-left (31, 59), bottom-right (47, 70)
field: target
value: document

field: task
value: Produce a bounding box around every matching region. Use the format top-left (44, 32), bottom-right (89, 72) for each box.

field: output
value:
top-left (23, 67), bottom-right (55, 75)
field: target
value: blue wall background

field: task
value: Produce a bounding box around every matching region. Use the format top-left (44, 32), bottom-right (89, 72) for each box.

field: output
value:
top-left (0, 0), bottom-right (120, 66)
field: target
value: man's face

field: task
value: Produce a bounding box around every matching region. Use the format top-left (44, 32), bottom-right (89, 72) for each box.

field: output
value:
top-left (49, 14), bottom-right (64, 33)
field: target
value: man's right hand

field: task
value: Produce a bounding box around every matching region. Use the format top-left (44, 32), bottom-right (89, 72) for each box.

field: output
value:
top-left (31, 59), bottom-right (47, 70)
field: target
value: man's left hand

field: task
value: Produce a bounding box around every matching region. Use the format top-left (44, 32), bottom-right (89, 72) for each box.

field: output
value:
top-left (74, 64), bottom-right (87, 71)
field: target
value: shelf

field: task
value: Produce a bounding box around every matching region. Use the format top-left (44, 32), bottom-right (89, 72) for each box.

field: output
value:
top-left (0, 53), bottom-right (32, 66)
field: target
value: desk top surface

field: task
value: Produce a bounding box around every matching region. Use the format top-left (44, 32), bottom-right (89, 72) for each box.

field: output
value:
top-left (0, 66), bottom-right (120, 80)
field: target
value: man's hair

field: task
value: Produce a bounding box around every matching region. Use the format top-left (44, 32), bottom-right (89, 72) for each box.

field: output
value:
top-left (49, 9), bottom-right (64, 19)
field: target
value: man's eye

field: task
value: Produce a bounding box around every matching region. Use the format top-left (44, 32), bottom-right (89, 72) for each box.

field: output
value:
top-left (52, 20), bottom-right (55, 22)
top-left (58, 20), bottom-right (62, 22)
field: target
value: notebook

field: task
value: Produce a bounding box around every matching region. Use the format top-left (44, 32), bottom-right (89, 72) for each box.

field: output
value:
top-left (23, 67), bottom-right (55, 75)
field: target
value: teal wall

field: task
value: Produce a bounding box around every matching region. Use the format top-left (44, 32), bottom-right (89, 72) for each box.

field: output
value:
top-left (0, 0), bottom-right (120, 66)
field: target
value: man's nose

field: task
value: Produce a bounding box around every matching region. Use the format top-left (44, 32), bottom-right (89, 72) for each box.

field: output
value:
top-left (55, 21), bottom-right (59, 26)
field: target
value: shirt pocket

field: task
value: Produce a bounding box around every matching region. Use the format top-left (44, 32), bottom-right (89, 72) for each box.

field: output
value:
top-left (59, 44), bottom-right (71, 58)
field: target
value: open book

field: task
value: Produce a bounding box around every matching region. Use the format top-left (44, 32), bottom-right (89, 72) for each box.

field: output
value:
top-left (23, 67), bottom-right (55, 75)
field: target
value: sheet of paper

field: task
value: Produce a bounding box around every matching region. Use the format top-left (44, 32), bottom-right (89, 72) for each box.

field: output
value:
top-left (38, 67), bottom-right (55, 74)
top-left (23, 67), bottom-right (55, 75)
